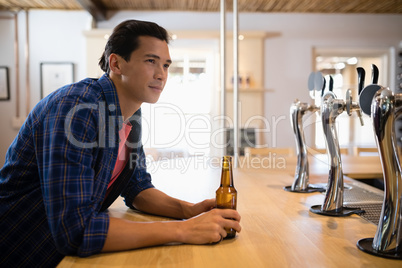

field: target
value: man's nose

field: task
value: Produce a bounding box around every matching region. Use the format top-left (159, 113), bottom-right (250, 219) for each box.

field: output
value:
top-left (154, 65), bottom-right (167, 81)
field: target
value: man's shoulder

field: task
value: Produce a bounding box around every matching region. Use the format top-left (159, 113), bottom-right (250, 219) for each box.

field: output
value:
top-left (61, 77), bottom-right (103, 101)
top-left (28, 74), bottom-right (118, 125)
top-left (29, 78), bottom-right (104, 120)
top-left (59, 74), bottom-right (116, 104)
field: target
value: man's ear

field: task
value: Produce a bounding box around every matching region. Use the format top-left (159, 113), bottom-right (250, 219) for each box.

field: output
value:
top-left (109, 53), bottom-right (122, 75)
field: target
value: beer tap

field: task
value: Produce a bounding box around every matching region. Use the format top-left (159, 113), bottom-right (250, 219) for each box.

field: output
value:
top-left (346, 69), bottom-right (365, 126)
top-left (357, 65), bottom-right (402, 259)
top-left (359, 64), bottom-right (382, 116)
top-left (310, 72), bottom-right (364, 216)
top-left (285, 72), bottom-right (326, 193)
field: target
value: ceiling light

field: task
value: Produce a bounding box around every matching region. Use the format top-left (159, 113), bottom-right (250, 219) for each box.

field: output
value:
top-left (335, 62), bottom-right (346, 69)
top-left (347, 57), bottom-right (358, 65)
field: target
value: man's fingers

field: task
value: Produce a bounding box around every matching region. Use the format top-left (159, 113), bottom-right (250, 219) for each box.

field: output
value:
top-left (214, 208), bottom-right (241, 222)
top-left (212, 209), bottom-right (242, 233)
top-left (223, 218), bottom-right (242, 233)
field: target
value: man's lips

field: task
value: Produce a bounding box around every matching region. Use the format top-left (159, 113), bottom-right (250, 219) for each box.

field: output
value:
top-left (149, 85), bottom-right (163, 91)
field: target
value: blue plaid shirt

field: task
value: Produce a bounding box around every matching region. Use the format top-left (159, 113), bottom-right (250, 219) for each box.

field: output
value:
top-left (0, 74), bottom-right (154, 267)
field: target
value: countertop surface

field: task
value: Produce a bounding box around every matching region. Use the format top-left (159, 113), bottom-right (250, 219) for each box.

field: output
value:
top-left (59, 155), bottom-right (398, 267)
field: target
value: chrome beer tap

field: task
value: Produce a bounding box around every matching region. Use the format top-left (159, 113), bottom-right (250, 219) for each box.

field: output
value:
top-left (310, 72), bottom-right (364, 216)
top-left (285, 72), bottom-right (326, 193)
top-left (357, 65), bottom-right (402, 259)
top-left (346, 67), bottom-right (365, 126)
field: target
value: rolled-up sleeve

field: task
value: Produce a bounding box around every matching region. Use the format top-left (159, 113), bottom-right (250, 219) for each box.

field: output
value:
top-left (38, 93), bottom-right (109, 256)
top-left (122, 146), bottom-right (154, 209)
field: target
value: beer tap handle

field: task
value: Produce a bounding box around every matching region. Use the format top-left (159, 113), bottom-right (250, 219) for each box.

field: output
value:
top-left (351, 67), bottom-right (366, 126)
top-left (312, 71), bottom-right (323, 97)
top-left (346, 89), bottom-right (353, 116)
top-left (320, 76), bottom-right (326, 97)
top-left (359, 64), bottom-right (382, 116)
top-left (329, 76), bottom-right (334, 92)
top-left (356, 109), bottom-right (364, 126)
top-left (357, 67), bottom-right (365, 95)
top-left (371, 64), bottom-right (379, 84)
top-left (308, 72), bottom-right (316, 99)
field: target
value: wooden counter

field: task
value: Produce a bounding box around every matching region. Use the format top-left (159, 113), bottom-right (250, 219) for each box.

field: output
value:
top-left (59, 156), bottom-right (398, 267)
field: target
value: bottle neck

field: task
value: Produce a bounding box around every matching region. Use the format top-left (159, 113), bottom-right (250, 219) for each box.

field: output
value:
top-left (220, 156), bottom-right (234, 187)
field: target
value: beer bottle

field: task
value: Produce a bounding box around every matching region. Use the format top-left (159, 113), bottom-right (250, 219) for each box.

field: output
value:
top-left (216, 156), bottom-right (237, 238)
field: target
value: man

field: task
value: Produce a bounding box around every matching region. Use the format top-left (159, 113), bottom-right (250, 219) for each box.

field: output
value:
top-left (0, 19), bottom-right (241, 267)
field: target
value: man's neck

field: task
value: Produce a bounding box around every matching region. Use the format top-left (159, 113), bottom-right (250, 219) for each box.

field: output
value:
top-left (109, 74), bottom-right (141, 120)
top-left (118, 97), bottom-right (141, 121)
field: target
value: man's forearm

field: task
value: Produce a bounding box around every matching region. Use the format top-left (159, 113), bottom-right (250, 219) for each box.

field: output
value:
top-left (102, 208), bottom-right (242, 252)
top-left (132, 188), bottom-right (194, 219)
top-left (101, 217), bottom-right (183, 252)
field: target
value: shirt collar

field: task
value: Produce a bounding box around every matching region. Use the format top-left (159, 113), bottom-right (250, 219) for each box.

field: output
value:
top-left (98, 73), bottom-right (122, 119)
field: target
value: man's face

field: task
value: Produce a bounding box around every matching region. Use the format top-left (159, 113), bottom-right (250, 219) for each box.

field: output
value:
top-left (117, 35), bottom-right (171, 107)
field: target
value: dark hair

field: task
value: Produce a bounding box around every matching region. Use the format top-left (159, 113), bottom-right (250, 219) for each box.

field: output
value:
top-left (99, 19), bottom-right (170, 73)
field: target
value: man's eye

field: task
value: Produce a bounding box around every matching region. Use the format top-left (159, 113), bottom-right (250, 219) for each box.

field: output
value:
top-left (147, 59), bottom-right (155, 63)
top-left (164, 64), bottom-right (170, 69)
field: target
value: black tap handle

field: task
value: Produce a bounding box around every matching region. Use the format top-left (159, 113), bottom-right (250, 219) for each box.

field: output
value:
top-left (371, 64), bottom-right (379, 84)
top-left (329, 76), bottom-right (334, 92)
top-left (357, 67), bottom-right (365, 95)
top-left (321, 78), bottom-right (326, 97)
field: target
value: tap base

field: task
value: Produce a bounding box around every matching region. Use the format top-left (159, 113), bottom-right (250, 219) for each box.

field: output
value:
top-left (283, 185), bottom-right (325, 193)
top-left (357, 238), bottom-right (402, 259)
top-left (310, 205), bottom-right (364, 217)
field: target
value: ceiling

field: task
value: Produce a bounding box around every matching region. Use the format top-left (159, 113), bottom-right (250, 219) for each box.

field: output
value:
top-left (0, 0), bottom-right (401, 22)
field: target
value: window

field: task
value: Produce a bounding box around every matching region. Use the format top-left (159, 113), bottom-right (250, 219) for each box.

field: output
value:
top-left (141, 40), bottom-right (218, 157)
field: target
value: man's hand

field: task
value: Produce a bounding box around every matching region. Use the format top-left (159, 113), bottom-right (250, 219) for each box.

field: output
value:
top-left (131, 189), bottom-right (241, 245)
top-left (179, 208), bottom-right (241, 244)
top-left (102, 208), bottom-right (241, 252)
top-left (104, 189), bottom-right (241, 252)
top-left (182, 198), bottom-right (216, 219)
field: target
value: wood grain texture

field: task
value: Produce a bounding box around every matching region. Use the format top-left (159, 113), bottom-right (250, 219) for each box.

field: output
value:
top-left (58, 156), bottom-right (398, 267)
top-left (1, 0), bottom-right (401, 13)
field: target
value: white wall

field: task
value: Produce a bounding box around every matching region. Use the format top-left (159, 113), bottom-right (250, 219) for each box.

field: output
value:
top-left (0, 14), bottom-right (18, 167)
top-left (0, 10), bottom-right (91, 166)
top-left (0, 10), bottom-right (401, 165)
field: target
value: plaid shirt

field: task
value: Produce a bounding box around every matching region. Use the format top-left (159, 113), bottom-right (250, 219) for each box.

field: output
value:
top-left (0, 74), bottom-right (154, 267)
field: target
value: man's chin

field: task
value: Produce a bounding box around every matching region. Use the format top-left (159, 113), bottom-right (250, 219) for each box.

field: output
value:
top-left (146, 97), bottom-right (160, 104)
